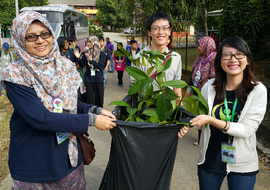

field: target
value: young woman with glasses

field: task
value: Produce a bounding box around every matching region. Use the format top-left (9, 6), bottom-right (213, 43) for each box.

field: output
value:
top-left (1, 11), bottom-right (116, 189)
top-left (184, 36), bottom-right (267, 190)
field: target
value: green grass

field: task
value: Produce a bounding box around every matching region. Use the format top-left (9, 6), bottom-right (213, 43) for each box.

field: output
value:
top-left (174, 47), bottom-right (198, 71)
top-left (0, 96), bottom-right (13, 183)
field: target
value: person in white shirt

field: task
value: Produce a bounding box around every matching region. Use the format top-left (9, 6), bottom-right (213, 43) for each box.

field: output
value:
top-left (184, 36), bottom-right (267, 190)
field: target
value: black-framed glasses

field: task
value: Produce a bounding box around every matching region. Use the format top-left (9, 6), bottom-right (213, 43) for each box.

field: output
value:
top-left (221, 53), bottom-right (246, 60)
top-left (25, 32), bottom-right (52, 42)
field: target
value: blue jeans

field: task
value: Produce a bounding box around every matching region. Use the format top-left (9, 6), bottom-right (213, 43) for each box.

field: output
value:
top-left (108, 56), bottom-right (114, 72)
top-left (103, 69), bottom-right (108, 90)
top-left (198, 167), bottom-right (256, 190)
top-left (0, 75), bottom-right (3, 93)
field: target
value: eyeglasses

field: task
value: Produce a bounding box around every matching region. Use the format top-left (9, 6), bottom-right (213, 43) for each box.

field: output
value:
top-left (150, 25), bottom-right (171, 32)
top-left (221, 53), bottom-right (246, 60)
top-left (25, 32), bottom-right (52, 42)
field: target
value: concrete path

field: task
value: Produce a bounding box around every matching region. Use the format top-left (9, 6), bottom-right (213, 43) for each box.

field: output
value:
top-left (1, 32), bottom-right (269, 190)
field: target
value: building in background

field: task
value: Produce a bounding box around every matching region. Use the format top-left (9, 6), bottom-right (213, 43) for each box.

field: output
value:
top-left (49, 0), bottom-right (97, 19)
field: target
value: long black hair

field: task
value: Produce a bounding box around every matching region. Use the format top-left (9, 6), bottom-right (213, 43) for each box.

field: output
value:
top-left (213, 36), bottom-right (258, 104)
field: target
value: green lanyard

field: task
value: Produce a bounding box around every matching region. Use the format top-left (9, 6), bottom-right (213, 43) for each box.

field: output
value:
top-left (224, 91), bottom-right (238, 122)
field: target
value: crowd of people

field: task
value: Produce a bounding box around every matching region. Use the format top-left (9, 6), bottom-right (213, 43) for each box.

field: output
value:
top-left (0, 10), bottom-right (267, 190)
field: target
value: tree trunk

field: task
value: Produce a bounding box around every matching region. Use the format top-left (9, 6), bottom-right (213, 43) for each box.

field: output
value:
top-left (203, 5), bottom-right (208, 36)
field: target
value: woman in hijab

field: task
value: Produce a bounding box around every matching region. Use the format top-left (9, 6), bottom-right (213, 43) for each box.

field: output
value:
top-left (186, 36), bottom-right (217, 146)
top-left (1, 11), bottom-right (116, 189)
top-left (80, 36), bottom-right (106, 107)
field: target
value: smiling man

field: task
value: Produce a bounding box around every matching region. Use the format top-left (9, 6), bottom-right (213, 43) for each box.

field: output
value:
top-left (133, 11), bottom-right (182, 100)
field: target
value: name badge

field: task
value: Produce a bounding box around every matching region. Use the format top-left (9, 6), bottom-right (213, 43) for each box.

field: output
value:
top-left (53, 97), bottom-right (69, 144)
top-left (91, 69), bottom-right (96, 76)
top-left (221, 142), bottom-right (236, 164)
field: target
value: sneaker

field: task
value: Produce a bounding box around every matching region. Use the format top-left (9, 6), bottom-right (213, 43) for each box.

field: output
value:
top-left (193, 141), bottom-right (199, 146)
top-left (120, 84), bottom-right (123, 87)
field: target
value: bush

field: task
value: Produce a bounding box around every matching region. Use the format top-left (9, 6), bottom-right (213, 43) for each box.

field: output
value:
top-left (89, 24), bottom-right (104, 37)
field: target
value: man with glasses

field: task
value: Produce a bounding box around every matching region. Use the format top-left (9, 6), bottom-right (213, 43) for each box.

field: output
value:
top-left (131, 11), bottom-right (182, 101)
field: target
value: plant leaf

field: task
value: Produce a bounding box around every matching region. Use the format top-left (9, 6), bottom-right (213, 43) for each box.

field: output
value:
top-left (160, 80), bottom-right (188, 88)
top-left (146, 66), bottom-right (155, 76)
top-left (164, 87), bottom-right (178, 100)
top-left (191, 86), bottom-right (208, 112)
top-left (142, 108), bottom-right (157, 116)
top-left (127, 107), bottom-right (137, 116)
top-left (156, 94), bottom-right (172, 121)
top-left (142, 56), bottom-right (148, 67)
top-left (136, 117), bottom-right (145, 122)
top-left (163, 57), bottom-right (172, 72)
top-left (128, 80), bottom-right (141, 95)
top-left (109, 101), bottom-right (131, 108)
top-left (139, 77), bottom-right (154, 94)
top-left (126, 66), bottom-right (148, 80)
top-left (149, 114), bottom-right (159, 123)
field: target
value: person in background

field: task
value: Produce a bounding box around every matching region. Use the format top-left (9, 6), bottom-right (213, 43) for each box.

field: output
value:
top-left (126, 40), bottom-right (131, 51)
top-left (185, 36), bottom-right (216, 146)
top-left (67, 36), bottom-right (87, 103)
top-left (68, 36), bottom-right (81, 53)
top-left (98, 36), bottom-right (111, 91)
top-left (57, 36), bottom-right (79, 63)
top-left (113, 42), bottom-right (125, 87)
top-left (131, 36), bottom-right (140, 51)
top-left (0, 42), bottom-right (14, 96)
top-left (80, 36), bottom-right (106, 107)
top-left (1, 11), bottom-right (116, 189)
top-left (125, 40), bottom-right (139, 88)
top-left (106, 37), bottom-right (114, 73)
top-left (187, 36), bottom-right (267, 190)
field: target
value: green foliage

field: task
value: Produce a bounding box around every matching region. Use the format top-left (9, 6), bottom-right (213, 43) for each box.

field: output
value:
top-left (109, 42), bottom-right (208, 125)
top-left (89, 24), bottom-right (104, 37)
top-left (0, 0), bottom-right (49, 31)
top-left (96, 0), bottom-right (131, 28)
top-left (218, 0), bottom-right (270, 58)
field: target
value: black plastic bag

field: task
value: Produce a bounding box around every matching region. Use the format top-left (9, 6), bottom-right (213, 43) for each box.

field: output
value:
top-left (99, 95), bottom-right (195, 190)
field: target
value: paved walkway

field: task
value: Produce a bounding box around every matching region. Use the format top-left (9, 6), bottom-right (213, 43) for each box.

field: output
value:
top-left (1, 32), bottom-right (269, 190)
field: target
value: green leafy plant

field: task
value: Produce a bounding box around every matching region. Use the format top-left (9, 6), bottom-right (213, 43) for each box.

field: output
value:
top-left (110, 43), bottom-right (208, 125)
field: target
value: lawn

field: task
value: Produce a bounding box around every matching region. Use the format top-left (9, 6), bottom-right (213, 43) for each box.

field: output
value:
top-left (0, 95), bottom-right (13, 182)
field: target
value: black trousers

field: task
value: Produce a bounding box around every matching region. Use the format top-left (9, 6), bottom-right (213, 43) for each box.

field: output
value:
top-left (85, 82), bottom-right (104, 108)
top-left (117, 71), bottom-right (124, 85)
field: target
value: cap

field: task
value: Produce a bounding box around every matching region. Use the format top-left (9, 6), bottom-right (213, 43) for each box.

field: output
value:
top-left (127, 40), bottom-right (130, 42)
top-left (2, 42), bottom-right (9, 49)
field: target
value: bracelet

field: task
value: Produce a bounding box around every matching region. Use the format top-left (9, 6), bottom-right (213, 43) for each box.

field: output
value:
top-left (221, 121), bottom-right (228, 132)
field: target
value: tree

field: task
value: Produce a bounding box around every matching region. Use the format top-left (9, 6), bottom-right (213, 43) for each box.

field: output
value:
top-left (218, 0), bottom-right (270, 58)
top-left (96, 0), bottom-right (131, 29)
top-left (0, 0), bottom-right (49, 36)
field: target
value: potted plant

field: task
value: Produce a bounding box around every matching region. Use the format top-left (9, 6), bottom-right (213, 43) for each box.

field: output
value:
top-left (99, 44), bottom-right (208, 190)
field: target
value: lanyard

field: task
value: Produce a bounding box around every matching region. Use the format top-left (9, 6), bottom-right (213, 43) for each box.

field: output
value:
top-left (198, 52), bottom-right (214, 72)
top-left (224, 91), bottom-right (238, 122)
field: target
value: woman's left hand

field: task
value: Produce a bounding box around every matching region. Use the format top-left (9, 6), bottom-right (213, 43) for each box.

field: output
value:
top-left (100, 109), bottom-right (116, 120)
top-left (178, 126), bottom-right (189, 138)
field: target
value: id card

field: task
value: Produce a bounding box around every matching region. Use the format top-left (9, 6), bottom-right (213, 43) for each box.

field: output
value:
top-left (221, 142), bottom-right (236, 164)
top-left (91, 69), bottom-right (96, 76)
top-left (56, 132), bottom-right (69, 144)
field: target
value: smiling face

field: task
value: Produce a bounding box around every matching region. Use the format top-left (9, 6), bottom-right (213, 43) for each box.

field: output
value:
top-left (25, 22), bottom-right (53, 57)
top-left (221, 46), bottom-right (249, 79)
top-left (87, 39), bottom-right (93, 49)
top-left (147, 19), bottom-right (171, 50)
